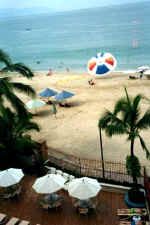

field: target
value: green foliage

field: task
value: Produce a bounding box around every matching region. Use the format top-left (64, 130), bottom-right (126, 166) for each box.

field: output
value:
top-left (0, 49), bottom-right (40, 171)
top-left (0, 106), bottom-right (39, 153)
top-left (98, 87), bottom-right (150, 158)
top-left (0, 49), bottom-right (36, 117)
top-left (126, 155), bottom-right (141, 178)
top-left (98, 87), bottom-right (150, 185)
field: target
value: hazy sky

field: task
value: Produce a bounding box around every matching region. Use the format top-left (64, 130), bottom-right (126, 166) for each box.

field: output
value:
top-left (0, 0), bottom-right (144, 11)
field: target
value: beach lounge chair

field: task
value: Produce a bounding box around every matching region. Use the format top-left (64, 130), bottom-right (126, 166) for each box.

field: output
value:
top-left (117, 208), bottom-right (147, 217)
top-left (119, 221), bottom-right (143, 225)
top-left (0, 213), bottom-right (9, 224)
top-left (59, 102), bottom-right (71, 107)
top-left (129, 76), bottom-right (137, 80)
top-left (19, 220), bottom-right (30, 225)
top-left (5, 217), bottom-right (20, 225)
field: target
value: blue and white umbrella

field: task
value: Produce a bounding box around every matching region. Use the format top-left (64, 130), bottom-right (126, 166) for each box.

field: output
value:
top-left (38, 88), bottom-right (57, 97)
top-left (88, 52), bottom-right (117, 76)
top-left (54, 90), bottom-right (74, 101)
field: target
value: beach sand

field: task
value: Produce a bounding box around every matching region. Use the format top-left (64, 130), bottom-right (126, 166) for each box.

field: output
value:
top-left (11, 71), bottom-right (150, 169)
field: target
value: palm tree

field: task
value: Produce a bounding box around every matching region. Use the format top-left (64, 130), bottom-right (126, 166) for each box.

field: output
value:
top-left (0, 49), bottom-right (42, 172)
top-left (98, 87), bottom-right (150, 184)
top-left (0, 49), bottom-right (36, 117)
top-left (0, 104), bottom-right (40, 169)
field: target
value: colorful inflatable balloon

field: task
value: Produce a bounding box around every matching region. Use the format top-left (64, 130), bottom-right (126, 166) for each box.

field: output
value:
top-left (88, 52), bottom-right (117, 75)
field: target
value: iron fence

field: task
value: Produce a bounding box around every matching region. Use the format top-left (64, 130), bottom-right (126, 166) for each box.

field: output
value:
top-left (47, 151), bottom-right (144, 186)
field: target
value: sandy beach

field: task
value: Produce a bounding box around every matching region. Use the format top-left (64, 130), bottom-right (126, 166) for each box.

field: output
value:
top-left (11, 71), bottom-right (150, 169)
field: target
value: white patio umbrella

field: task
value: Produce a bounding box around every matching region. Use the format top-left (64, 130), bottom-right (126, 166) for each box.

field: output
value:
top-left (32, 174), bottom-right (66, 194)
top-left (67, 177), bottom-right (102, 200)
top-left (0, 168), bottom-right (24, 187)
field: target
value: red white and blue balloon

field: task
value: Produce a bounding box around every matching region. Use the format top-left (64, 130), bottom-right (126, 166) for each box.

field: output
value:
top-left (88, 52), bottom-right (117, 75)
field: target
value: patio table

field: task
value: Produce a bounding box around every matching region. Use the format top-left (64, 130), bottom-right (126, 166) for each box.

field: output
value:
top-left (74, 199), bottom-right (96, 215)
top-left (40, 193), bottom-right (63, 209)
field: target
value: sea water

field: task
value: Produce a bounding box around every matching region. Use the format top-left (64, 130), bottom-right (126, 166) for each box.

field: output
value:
top-left (0, 1), bottom-right (150, 72)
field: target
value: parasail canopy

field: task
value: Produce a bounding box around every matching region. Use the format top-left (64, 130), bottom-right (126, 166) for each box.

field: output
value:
top-left (88, 52), bottom-right (117, 76)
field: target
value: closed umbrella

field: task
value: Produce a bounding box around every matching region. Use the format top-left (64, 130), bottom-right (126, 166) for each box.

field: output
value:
top-left (32, 174), bottom-right (66, 194)
top-left (26, 99), bottom-right (46, 110)
top-left (88, 52), bottom-right (117, 76)
top-left (54, 90), bottom-right (74, 101)
top-left (0, 168), bottom-right (24, 187)
top-left (67, 177), bottom-right (101, 200)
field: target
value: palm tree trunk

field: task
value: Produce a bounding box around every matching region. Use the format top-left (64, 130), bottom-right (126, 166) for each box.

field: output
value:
top-left (130, 138), bottom-right (134, 157)
top-left (99, 128), bottom-right (105, 178)
top-left (130, 138), bottom-right (137, 185)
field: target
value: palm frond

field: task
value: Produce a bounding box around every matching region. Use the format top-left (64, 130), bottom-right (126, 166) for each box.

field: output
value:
top-left (0, 49), bottom-right (12, 67)
top-left (99, 110), bottom-right (127, 136)
top-left (138, 134), bottom-right (150, 159)
top-left (98, 110), bottom-right (112, 129)
top-left (133, 94), bottom-right (143, 110)
top-left (0, 77), bottom-right (29, 117)
top-left (0, 105), bottom-right (15, 124)
top-left (124, 87), bottom-right (132, 108)
top-left (137, 109), bottom-right (150, 130)
top-left (2, 63), bottom-right (34, 78)
top-left (113, 97), bottom-right (128, 115)
top-left (105, 124), bottom-right (127, 136)
top-left (15, 120), bottom-right (40, 136)
top-left (12, 63), bottom-right (34, 78)
top-left (12, 82), bottom-right (36, 98)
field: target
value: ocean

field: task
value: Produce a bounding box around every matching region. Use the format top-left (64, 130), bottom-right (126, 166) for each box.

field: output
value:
top-left (0, 1), bottom-right (150, 72)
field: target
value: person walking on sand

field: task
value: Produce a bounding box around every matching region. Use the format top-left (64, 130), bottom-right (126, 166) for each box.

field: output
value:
top-left (52, 102), bottom-right (57, 118)
top-left (138, 70), bottom-right (144, 79)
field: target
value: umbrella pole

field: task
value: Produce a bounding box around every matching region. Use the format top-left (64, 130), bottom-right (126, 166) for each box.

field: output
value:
top-left (99, 128), bottom-right (105, 179)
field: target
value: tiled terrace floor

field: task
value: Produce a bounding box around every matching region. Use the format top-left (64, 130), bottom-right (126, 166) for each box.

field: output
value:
top-left (0, 175), bottom-right (127, 225)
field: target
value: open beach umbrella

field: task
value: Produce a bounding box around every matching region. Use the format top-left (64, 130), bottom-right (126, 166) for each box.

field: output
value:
top-left (137, 66), bottom-right (149, 72)
top-left (88, 52), bottom-right (117, 76)
top-left (38, 88), bottom-right (57, 97)
top-left (32, 174), bottom-right (66, 194)
top-left (0, 168), bottom-right (24, 187)
top-left (26, 99), bottom-right (46, 110)
top-left (67, 177), bottom-right (102, 200)
top-left (144, 70), bottom-right (150, 75)
top-left (54, 90), bottom-right (74, 101)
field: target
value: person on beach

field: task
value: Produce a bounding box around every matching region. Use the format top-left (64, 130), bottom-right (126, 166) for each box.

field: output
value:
top-left (88, 79), bottom-right (95, 86)
top-left (47, 68), bottom-right (53, 76)
top-left (66, 67), bottom-right (70, 73)
top-left (52, 102), bottom-right (57, 118)
top-left (138, 70), bottom-right (144, 79)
